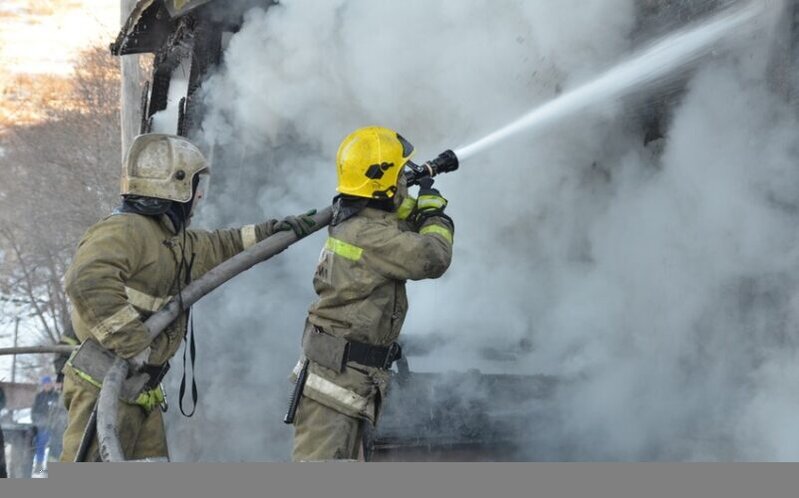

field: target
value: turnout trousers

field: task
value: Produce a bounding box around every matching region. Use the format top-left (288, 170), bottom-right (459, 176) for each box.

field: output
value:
top-left (59, 368), bottom-right (168, 462)
top-left (292, 395), bottom-right (364, 461)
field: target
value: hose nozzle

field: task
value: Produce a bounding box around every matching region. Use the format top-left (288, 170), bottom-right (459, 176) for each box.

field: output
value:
top-left (404, 149), bottom-right (460, 186)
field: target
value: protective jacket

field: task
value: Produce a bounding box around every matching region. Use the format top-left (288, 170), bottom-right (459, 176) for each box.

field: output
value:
top-left (60, 211), bottom-right (282, 461)
top-left (299, 206), bottom-right (453, 423)
top-left (65, 212), bottom-right (280, 364)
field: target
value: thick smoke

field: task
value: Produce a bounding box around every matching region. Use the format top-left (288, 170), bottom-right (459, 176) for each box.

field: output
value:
top-left (164, 0), bottom-right (799, 461)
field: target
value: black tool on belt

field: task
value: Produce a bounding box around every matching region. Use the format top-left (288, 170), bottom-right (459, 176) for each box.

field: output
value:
top-left (345, 340), bottom-right (402, 370)
top-left (283, 359), bottom-right (309, 425)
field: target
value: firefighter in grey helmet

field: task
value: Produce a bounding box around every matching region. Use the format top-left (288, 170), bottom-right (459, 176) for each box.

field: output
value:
top-left (61, 133), bottom-right (316, 461)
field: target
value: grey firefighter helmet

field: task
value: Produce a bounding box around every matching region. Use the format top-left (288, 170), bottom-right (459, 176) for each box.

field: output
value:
top-left (121, 133), bottom-right (209, 203)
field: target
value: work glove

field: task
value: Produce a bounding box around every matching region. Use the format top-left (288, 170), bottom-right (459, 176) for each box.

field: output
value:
top-left (412, 177), bottom-right (454, 230)
top-left (276, 209), bottom-right (317, 238)
top-left (415, 177), bottom-right (448, 216)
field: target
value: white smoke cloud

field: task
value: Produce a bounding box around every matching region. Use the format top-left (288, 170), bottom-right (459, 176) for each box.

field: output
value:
top-left (163, 0), bottom-right (799, 461)
top-left (537, 60), bottom-right (799, 460)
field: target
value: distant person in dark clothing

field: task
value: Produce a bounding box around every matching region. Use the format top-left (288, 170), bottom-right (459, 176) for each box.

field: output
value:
top-left (32, 376), bottom-right (59, 473)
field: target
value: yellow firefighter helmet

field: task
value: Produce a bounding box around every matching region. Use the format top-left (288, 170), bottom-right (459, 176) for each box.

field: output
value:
top-left (336, 126), bottom-right (415, 199)
top-left (121, 133), bottom-right (209, 203)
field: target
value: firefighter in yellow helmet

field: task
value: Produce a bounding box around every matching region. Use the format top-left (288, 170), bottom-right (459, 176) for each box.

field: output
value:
top-left (290, 126), bottom-right (454, 461)
top-left (60, 133), bottom-right (316, 462)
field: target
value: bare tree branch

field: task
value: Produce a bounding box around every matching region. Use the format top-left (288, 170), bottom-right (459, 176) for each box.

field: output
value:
top-left (0, 45), bottom-right (121, 353)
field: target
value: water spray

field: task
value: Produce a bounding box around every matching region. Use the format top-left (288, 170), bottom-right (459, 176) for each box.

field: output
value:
top-left (448, 1), bottom-right (768, 163)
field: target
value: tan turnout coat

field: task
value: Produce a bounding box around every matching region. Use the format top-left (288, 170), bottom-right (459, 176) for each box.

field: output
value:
top-left (60, 211), bottom-right (281, 461)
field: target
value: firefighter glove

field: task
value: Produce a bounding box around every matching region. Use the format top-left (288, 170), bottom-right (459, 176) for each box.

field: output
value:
top-left (277, 209), bottom-right (317, 238)
top-left (416, 177), bottom-right (448, 216)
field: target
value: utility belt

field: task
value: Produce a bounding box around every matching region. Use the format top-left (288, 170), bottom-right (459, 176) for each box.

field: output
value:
top-left (66, 339), bottom-right (169, 412)
top-left (302, 324), bottom-right (402, 372)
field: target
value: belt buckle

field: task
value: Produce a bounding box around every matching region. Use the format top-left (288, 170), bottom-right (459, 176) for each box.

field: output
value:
top-left (382, 343), bottom-right (401, 370)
